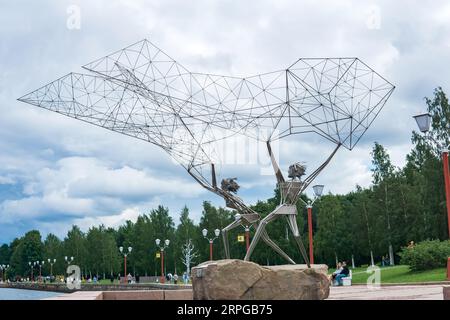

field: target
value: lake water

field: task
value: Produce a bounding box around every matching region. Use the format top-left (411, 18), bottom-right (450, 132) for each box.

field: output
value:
top-left (0, 288), bottom-right (64, 300)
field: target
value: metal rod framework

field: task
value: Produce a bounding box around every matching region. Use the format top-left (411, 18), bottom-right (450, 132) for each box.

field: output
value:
top-left (18, 39), bottom-right (395, 264)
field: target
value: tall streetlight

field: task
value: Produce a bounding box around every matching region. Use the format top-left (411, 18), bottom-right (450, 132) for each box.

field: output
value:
top-left (28, 261), bottom-right (34, 282)
top-left (202, 228), bottom-right (220, 261)
top-left (0, 264), bottom-right (9, 282)
top-left (119, 246), bottom-right (132, 284)
top-left (413, 113), bottom-right (450, 237)
top-left (299, 184), bottom-right (324, 265)
top-left (64, 256), bottom-right (74, 265)
top-left (35, 261), bottom-right (44, 281)
top-left (47, 258), bottom-right (56, 278)
top-left (155, 239), bottom-right (170, 284)
top-left (243, 226), bottom-right (250, 253)
top-left (234, 214), bottom-right (251, 252)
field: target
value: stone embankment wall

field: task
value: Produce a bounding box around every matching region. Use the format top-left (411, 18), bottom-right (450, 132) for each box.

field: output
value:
top-left (0, 282), bottom-right (191, 293)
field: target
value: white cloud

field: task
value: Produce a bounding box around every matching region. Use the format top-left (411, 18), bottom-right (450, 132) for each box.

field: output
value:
top-left (0, 176), bottom-right (15, 185)
top-left (1, 156), bottom-right (204, 221)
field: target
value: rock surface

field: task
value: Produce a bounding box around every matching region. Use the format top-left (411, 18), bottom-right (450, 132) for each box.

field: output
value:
top-left (191, 259), bottom-right (330, 300)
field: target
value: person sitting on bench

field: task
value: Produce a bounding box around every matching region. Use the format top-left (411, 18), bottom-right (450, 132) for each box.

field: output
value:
top-left (330, 262), bottom-right (342, 283)
top-left (335, 261), bottom-right (350, 286)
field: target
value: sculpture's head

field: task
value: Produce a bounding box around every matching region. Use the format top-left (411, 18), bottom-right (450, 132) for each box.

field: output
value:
top-left (221, 178), bottom-right (240, 193)
top-left (288, 163), bottom-right (306, 180)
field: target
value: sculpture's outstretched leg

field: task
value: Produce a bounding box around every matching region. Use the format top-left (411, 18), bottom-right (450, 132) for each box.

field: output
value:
top-left (244, 212), bottom-right (278, 262)
top-left (260, 229), bottom-right (295, 264)
top-left (221, 218), bottom-right (243, 259)
top-left (286, 214), bottom-right (310, 267)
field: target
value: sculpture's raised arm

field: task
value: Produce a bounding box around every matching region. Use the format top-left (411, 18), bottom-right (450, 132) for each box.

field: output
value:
top-left (267, 141), bottom-right (285, 184)
top-left (187, 164), bottom-right (217, 194)
top-left (293, 143), bottom-right (342, 203)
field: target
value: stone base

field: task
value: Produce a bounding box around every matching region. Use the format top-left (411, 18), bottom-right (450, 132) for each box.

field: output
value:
top-left (191, 259), bottom-right (330, 300)
top-left (444, 286), bottom-right (450, 300)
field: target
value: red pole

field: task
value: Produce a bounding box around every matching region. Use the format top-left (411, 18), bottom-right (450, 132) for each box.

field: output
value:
top-left (447, 257), bottom-right (450, 281)
top-left (209, 241), bottom-right (213, 261)
top-left (443, 150), bottom-right (450, 238)
top-left (307, 206), bottom-right (314, 265)
top-left (161, 250), bottom-right (165, 284)
top-left (245, 228), bottom-right (250, 252)
top-left (124, 255), bottom-right (127, 284)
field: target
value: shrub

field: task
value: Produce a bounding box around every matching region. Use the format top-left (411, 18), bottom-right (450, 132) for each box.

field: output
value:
top-left (398, 239), bottom-right (450, 271)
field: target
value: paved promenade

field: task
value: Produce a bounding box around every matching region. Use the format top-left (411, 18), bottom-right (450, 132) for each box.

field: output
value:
top-left (328, 284), bottom-right (445, 300)
top-left (46, 284), bottom-right (448, 300)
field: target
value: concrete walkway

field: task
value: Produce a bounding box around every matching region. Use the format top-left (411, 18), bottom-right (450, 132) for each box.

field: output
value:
top-left (328, 284), bottom-right (445, 300)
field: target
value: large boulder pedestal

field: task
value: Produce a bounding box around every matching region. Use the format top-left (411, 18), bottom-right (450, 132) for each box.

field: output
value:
top-left (191, 259), bottom-right (330, 300)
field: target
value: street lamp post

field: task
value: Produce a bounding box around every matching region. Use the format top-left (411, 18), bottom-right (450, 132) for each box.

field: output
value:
top-left (35, 261), bottom-right (44, 281)
top-left (64, 256), bottom-right (74, 265)
top-left (299, 184), bottom-right (324, 265)
top-left (234, 214), bottom-right (251, 252)
top-left (244, 225), bottom-right (250, 252)
top-left (155, 239), bottom-right (170, 284)
top-left (28, 262), bottom-right (33, 282)
top-left (0, 264), bottom-right (9, 282)
top-left (119, 246), bottom-right (132, 284)
top-left (47, 258), bottom-right (56, 278)
top-left (202, 229), bottom-right (220, 261)
top-left (413, 113), bottom-right (450, 237)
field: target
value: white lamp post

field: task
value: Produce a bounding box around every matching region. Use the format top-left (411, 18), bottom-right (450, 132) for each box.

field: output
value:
top-left (35, 261), bottom-right (44, 281)
top-left (413, 113), bottom-right (432, 133)
top-left (413, 112), bottom-right (450, 239)
top-left (28, 261), bottom-right (34, 282)
top-left (298, 184), bottom-right (325, 265)
top-left (155, 239), bottom-right (170, 284)
top-left (47, 258), bottom-right (56, 278)
top-left (64, 256), bottom-right (74, 265)
top-left (119, 246), bottom-right (132, 284)
top-left (202, 228), bottom-right (221, 261)
top-left (0, 264), bottom-right (9, 282)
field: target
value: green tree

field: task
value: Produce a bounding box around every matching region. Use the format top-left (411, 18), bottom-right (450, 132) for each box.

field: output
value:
top-left (123, 214), bottom-right (151, 277)
top-left (147, 206), bottom-right (176, 276)
top-left (371, 142), bottom-right (395, 185)
top-left (9, 231), bottom-right (43, 277)
top-left (43, 233), bottom-right (63, 276)
top-left (0, 244), bottom-right (11, 265)
top-left (63, 226), bottom-right (87, 278)
top-left (198, 201), bottom-right (233, 262)
top-left (173, 206), bottom-right (200, 273)
top-left (85, 225), bottom-right (121, 279)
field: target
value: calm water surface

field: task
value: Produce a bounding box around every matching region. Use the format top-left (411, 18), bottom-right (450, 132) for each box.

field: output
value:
top-left (0, 288), bottom-right (64, 300)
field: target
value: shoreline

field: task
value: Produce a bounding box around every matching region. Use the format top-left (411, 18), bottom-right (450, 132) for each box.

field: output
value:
top-left (0, 282), bottom-right (192, 293)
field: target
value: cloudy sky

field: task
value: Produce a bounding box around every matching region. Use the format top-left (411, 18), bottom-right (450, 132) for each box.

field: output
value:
top-left (1, 0), bottom-right (449, 243)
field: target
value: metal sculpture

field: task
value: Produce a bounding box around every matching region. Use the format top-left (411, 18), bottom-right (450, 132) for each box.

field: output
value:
top-left (191, 164), bottom-right (297, 264)
top-left (18, 39), bottom-right (395, 266)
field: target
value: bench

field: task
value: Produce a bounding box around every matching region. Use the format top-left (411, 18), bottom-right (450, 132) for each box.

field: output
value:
top-left (342, 270), bottom-right (352, 286)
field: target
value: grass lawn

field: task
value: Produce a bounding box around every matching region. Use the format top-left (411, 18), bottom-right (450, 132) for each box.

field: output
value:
top-left (342, 265), bottom-right (447, 284)
top-left (83, 279), bottom-right (121, 285)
